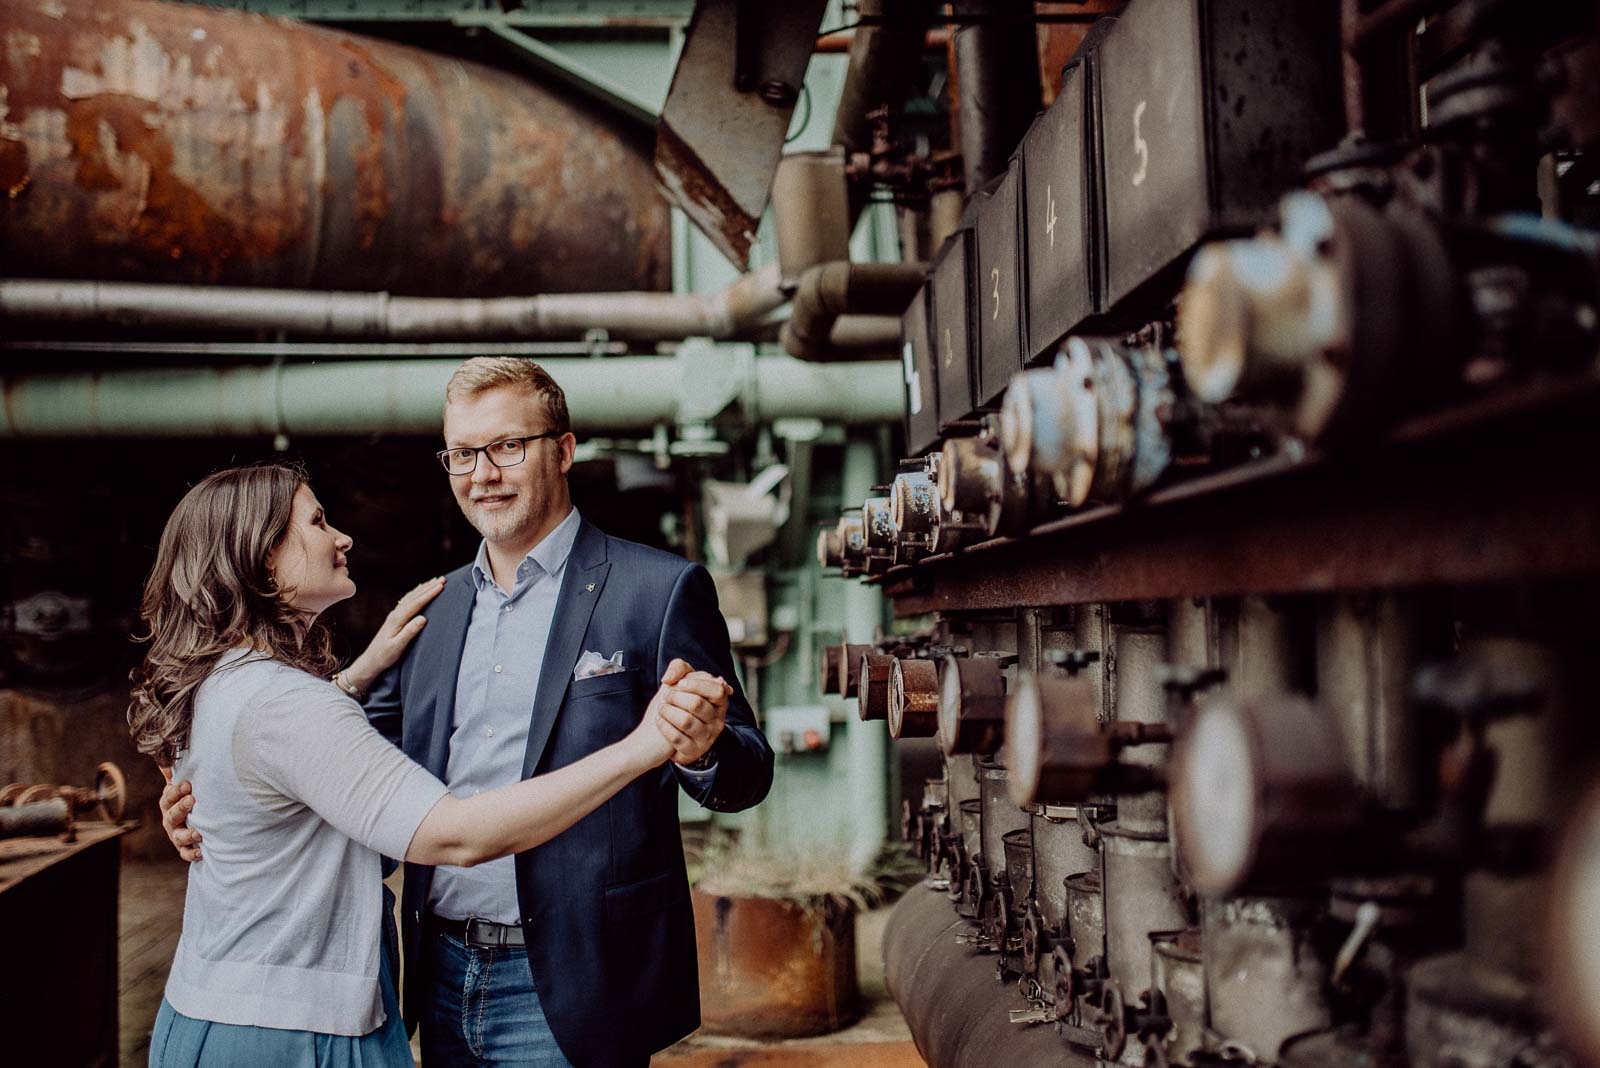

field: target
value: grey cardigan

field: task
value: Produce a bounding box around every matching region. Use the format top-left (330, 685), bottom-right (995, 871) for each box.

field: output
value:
top-left (164, 650), bottom-right (448, 1035)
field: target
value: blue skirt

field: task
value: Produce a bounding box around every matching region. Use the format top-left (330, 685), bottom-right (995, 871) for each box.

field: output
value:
top-left (149, 940), bottom-right (413, 1068)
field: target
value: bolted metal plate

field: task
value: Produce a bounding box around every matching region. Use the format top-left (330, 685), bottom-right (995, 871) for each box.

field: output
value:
top-left (1022, 59), bottom-right (1096, 361)
top-left (655, 0), bottom-right (831, 267)
top-left (1097, 0), bottom-right (1343, 311)
top-left (902, 286), bottom-right (941, 456)
top-left (931, 230), bottom-right (977, 430)
top-left (974, 165), bottom-right (1026, 408)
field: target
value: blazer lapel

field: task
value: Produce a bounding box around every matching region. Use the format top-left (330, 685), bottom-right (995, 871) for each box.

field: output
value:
top-left (521, 520), bottom-right (612, 778)
top-left (419, 568), bottom-right (476, 779)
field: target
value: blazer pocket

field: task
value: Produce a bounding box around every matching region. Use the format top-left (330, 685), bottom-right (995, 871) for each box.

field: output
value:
top-left (604, 867), bottom-right (688, 922)
top-left (568, 666), bottom-right (640, 700)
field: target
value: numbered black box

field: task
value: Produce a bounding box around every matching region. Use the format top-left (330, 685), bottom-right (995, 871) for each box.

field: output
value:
top-left (1095, 0), bottom-right (1342, 312)
top-left (1022, 56), bottom-right (1097, 363)
top-left (901, 285), bottom-right (941, 456)
top-left (974, 164), bottom-right (1025, 407)
top-left (930, 229), bottom-right (977, 430)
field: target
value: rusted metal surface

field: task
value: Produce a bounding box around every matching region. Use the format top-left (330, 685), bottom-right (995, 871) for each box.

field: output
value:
top-left (886, 372), bottom-right (1600, 614)
top-left (0, 0), bottom-right (670, 295)
top-left (889, 656), bottom-right (940, 739)
top-left (817, 642), bottom-right (842, 695)
top-left (936, 653), bottom-right (1007, 755)
top-left (691, 887), bottom-right (860, 1038)
top-left (856, 652), bottom-right (894, 722)
top-left (837, 642), bottom-right (874, 699)
top-left (653, 0), bottom-right (828, 266)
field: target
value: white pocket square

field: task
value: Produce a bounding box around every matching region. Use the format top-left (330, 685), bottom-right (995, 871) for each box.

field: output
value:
top-left (574, 649), bottom-right (625, 681)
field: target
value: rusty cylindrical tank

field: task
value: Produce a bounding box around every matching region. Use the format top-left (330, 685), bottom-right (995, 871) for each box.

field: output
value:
top-left (0, 0), bottom-right (669, 295)
top-left (692, 886), bottom-right (860, 1037)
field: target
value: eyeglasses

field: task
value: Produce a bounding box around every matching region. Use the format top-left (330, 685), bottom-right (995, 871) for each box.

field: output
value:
top-left (436, 431), bottom-right (561, 475)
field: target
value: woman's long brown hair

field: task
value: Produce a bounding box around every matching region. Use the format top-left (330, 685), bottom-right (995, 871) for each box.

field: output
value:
top-left (128, 464), bottom-right (337, 766)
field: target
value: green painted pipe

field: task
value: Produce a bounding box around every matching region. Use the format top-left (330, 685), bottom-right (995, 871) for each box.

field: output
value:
top-left (0, 357), bottom-right (906, 437)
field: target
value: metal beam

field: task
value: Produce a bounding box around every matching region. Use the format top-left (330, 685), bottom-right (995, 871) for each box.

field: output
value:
top-left (884, 374), bottom-right (1600, 611)
top-left (477, 23), bottom-right (660, 126)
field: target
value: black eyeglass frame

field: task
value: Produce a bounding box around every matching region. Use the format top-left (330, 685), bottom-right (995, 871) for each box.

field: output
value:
top-left (436, 431), bottom-right (563, 475)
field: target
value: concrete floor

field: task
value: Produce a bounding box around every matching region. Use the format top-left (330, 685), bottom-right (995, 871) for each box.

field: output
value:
top-left (119, 860), bottom-right (923, 1067)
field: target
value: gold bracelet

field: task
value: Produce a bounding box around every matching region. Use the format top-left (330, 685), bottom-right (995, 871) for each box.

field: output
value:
top-left (332, 669), bottom-right (362, 698)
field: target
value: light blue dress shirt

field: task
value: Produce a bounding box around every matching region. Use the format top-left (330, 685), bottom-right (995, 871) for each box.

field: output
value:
top-left (427, 508), bottom-right (712, 924)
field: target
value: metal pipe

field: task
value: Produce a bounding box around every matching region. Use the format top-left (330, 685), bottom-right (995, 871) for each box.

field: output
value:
top-left (780, 261), bottom-right (927, 359)
top-left (0, 355), bottom-right (906, 437)
top-left (0, 0), bottom-right (670, 296)
top-left (0, 265), bottom-right (786, 342)
top-left (831, 0), bottom-right (938, 154)
top-left (883, 887), bottom-right (1098, 1068)
top-left (951, 0), bottom-right (1043, 193)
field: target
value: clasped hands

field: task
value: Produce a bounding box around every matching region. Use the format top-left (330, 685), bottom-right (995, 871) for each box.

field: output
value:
top-left (645, 657), bottom-right (733, 769)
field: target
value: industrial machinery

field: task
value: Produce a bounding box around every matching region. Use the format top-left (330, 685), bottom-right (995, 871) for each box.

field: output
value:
top-left (809, 1), bottom-right (1600, 1066)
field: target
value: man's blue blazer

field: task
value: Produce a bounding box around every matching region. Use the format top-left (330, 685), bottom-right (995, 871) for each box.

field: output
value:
top-left (364, 518), bottom-right (775, 1066)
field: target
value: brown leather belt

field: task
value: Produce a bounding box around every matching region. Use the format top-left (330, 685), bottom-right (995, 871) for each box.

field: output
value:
top-left (429, 914), bottom-right (526, 949)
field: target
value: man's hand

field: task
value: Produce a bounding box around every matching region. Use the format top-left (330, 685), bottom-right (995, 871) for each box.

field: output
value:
top-left (657, 658), bottom-right (732, 767)
top-left (159, 766), bottom-right (202, 862)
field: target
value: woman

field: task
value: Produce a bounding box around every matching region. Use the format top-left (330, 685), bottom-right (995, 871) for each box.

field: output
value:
top-left (129, 464), bottom-right (727, 1066)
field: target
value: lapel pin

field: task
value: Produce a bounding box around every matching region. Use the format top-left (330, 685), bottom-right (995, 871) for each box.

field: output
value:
top-left (585, 583), bottom-right (595, 592)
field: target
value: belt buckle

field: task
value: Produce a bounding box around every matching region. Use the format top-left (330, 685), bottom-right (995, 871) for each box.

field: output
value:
top-left (465, 915), bottom-right (495, 948)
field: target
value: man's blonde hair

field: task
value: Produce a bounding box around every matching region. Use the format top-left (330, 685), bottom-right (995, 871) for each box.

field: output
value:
top-left (444, 357), bottom-right (571, 434)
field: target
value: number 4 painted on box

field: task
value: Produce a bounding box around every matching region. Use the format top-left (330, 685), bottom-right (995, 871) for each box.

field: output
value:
top-left (1045, 184), bottom-right (1057, 249)
top-left (1132, 100), bottom-right (1149, 187)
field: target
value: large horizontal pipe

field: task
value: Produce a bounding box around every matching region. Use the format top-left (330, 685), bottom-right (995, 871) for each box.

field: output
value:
top-left (0, 265), bottom-right (784, 342)
top-left (883, 887), bottom-right (1096, 1068)
top-left (0, 355), bottom-right (905, 437)
top-left (0, 0), bottom-right (669, 296)
top-left (781, 261), bottom-right (926, 359)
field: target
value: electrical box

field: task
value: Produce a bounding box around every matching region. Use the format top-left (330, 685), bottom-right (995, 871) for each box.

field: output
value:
top-left (765, 705), bottom-right (832, 755)
top-left (1023, 56), bottom-right (1097, 362)
top-left (1095, 0), bottom-right (1342, 311)
top-left (931, 229), bottom-right (977, 430)
top-left (974, 163), bottom-right (1026, 407)
top-left (902, 285), bottom-right (941, 456)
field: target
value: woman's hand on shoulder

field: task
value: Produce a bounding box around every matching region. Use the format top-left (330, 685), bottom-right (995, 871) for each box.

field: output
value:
top-left (342, 576), bottom-right (448, 694)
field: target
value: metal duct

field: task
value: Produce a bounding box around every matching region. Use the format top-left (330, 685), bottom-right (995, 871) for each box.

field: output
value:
top-left (832, 0), bottom-right (937, 155)
top-left (951, 0), bottom-right (1043, 193)
top-left (0, 265), bottom-right (784, 341)
top-left (781, 261), bottom-right (927, 359)
top-left (0, 0), bottom-right (669, 296)
top-left (0, 355), bottom-right (905, 437)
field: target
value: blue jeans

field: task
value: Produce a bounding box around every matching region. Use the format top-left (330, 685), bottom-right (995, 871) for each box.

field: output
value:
top-left (421, 928), bottom-right (574, 1068)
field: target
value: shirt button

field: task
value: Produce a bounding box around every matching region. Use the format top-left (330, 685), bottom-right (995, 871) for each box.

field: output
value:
top-left (486, 727), bottom-right (495, 738)
top-left (503, 604), bottom-right (513, 613)
top-left (494, 664), bottom-right (503, 673)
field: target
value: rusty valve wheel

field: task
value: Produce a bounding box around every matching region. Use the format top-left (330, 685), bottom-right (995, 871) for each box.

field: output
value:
top-left (0, 783), bottom-right (30, 806)
top-left (960, 863), bottom-right (987, 920)
top-left (987, 881), bottom-right (1015, 945)
top-left (1050, 945), bottom-right (1077, 1020)
top-left (90, 762), bottom-right (128, 822)
top-left (1099, 978), bottom-right (1128, 1060)
top-left (15, 784), bottom-right (57, 807)
top-left (1021, 900), bottom-right (1047, 977)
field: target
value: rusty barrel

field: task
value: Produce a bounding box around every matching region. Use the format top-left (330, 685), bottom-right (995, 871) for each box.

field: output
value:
top-left (692, 887), bottom-right (860, 1038)
top-left (889, 657), bottom-right (940, 738)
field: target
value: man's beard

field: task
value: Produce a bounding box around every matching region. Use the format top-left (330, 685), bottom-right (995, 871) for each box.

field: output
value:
top-left (462, 490), bottom-right (538, 543)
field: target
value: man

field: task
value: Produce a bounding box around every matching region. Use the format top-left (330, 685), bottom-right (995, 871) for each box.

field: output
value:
top-left (163, 357), bottom-right (775, 1067)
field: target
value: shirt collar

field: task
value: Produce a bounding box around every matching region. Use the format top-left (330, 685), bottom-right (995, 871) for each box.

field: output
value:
top-left (470, 507), bottom-right (582, 590)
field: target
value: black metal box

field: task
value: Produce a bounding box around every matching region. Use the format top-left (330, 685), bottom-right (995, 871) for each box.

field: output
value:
top-left (1023, 57), bottom-right (1096, 362)
top-left (902, 285), bottom-right (941, 456)
top-left (974, 165), bottom-right (1026, 407)
top-left (1095, 0), bottom-right (1342, 311)
top-left (931, 229), bottom-right (978, 429)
